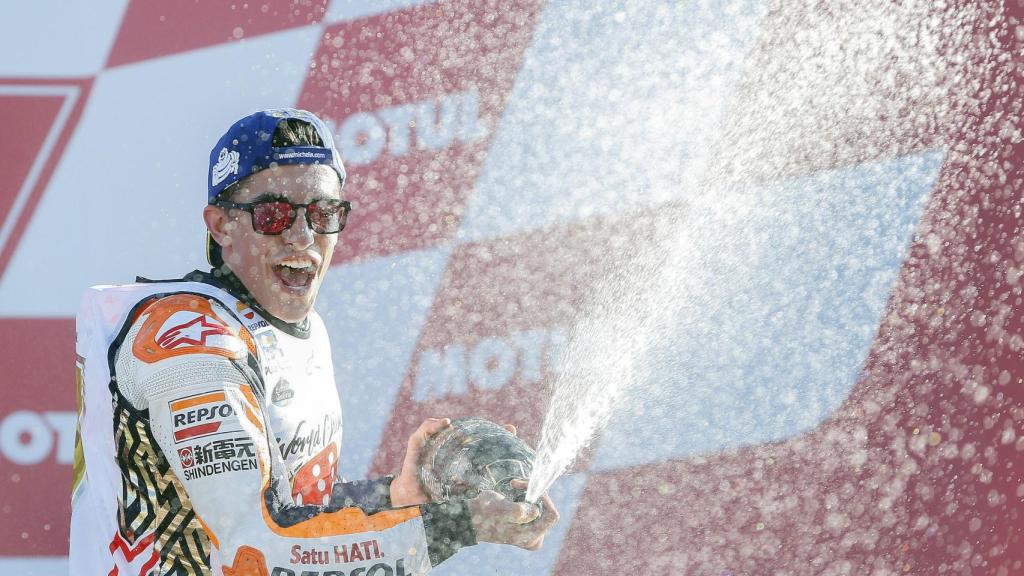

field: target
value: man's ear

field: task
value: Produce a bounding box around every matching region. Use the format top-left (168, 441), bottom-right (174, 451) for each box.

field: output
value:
top-left (203, 205), bottom-right (233, 247)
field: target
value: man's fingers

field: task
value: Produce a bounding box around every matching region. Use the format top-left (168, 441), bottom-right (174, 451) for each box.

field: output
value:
top-left (502, 423), bottom-right (517, 436)
top-left (510, 478), bottom-right (529, 490)
top-left (469, 489), bottom-right (561, 551)
top-left (399, 417), bottom-right (451, 488)
top-left (424, 417), bottom-right (451, 435)
top-left (515, 502), bottom-right (541, 524)
top-left (416, 417), bottom-right (451, 442)
top-left (536, 494), bottom-right (560, 530)
top-left (474, 491), bottom-right (539, 523)
top-left (405, 417), bottom-right (450, 454)
top-left (522, 535), bottom-right (545, 550)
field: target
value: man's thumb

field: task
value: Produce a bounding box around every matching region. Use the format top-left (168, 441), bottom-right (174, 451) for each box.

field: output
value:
top-left (516, 502), bottom-right (541, 524)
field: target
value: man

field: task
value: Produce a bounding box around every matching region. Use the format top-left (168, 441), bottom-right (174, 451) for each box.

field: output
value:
top-left (71, 108), bottom-right (557, 575)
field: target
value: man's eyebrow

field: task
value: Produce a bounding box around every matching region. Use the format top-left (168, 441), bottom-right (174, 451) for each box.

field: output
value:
top-left (250, 192), bottom-right (290, 202)
top-left (248, 192), bottom-right (340, 204)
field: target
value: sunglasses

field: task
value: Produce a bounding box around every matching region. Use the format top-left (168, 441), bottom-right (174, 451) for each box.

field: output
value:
top-left (215, 197), bottom-right (351, 235)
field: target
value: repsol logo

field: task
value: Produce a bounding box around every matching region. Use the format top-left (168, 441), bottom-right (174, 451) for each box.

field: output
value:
top-left (173, 404), bottom-right (234, 428)
top-left (329, 90), bottom-right (488, 167)
top-left (0, 410), bottom-right (76, 466)
top-left (413, 327), bottom-right (567, 402)
top-left (272, 558), bottom-right (405, 576)
top-left (246, 319), bottom-right (270, 332)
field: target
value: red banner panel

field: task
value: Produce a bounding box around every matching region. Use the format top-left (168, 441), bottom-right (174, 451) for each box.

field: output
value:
top-left (299, 0), bottom-right (543, 263)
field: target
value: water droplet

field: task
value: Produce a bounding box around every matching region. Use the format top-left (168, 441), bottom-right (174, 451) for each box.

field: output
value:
top-left (973, 385), bottom-right (990, 404)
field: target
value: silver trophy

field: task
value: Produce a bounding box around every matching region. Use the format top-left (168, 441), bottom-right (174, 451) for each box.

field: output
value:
top-left (418, 417), bottom-right (536, 503)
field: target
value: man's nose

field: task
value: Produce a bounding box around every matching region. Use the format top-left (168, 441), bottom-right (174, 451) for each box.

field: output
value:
top-left (282, 207), bottom-right (315, 248)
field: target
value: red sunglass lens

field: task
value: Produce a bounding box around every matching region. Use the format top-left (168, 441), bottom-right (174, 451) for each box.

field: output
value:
top-left (252, 202), bottom-right (292, 234)
top-left (307, 201), bottom-right (342, 233)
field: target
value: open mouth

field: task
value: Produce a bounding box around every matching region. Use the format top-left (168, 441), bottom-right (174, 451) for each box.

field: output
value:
top-left (273, 260), bottom-right (318, 289)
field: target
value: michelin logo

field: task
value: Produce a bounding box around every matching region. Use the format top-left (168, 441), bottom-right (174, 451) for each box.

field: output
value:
top-left (212, 147), bottom-right (240, 186)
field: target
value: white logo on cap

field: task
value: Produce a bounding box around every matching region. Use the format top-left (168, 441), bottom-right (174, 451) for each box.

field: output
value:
top-left (211, 147), bottom-right (240, 187)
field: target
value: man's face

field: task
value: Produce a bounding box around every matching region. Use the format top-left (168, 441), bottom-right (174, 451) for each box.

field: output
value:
top-left (207, 164), bottom-right (342, 323)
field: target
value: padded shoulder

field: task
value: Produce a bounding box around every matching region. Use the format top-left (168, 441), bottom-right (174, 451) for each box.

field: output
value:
top-left (131, 293), bottom-right (255, 364)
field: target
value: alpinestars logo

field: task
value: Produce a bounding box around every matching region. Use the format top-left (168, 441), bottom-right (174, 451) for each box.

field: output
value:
top-left (157, 315), bottom-right (232, 350)
top-left (211, 147), bottom-right (240, 186)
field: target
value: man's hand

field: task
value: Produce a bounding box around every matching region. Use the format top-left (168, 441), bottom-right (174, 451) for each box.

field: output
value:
top-left (390, 417), bottom-right (451, 507)
top-left (469, 479), bottom-right (560, 550)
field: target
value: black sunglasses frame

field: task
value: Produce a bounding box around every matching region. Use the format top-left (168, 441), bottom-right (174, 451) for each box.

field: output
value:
top-left (214, 198), bottom-right (352, 235)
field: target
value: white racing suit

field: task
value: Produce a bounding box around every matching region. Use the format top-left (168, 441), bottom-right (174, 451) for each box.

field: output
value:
top-left (71, 270), bottom-right (474, 576)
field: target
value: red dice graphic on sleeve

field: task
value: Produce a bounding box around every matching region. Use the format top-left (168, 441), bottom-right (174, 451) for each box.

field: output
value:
top-left (292, 442), bottom-right (338, 506)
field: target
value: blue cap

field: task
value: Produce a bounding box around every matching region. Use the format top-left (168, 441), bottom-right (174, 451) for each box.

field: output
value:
top-left (207, 108), bottom-right (346, 201)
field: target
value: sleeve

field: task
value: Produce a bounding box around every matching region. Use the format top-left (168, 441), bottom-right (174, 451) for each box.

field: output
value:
top-left (122, 294), bottom-right (476, 575)
top-left (330, 476), bottom-right (396, 514)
